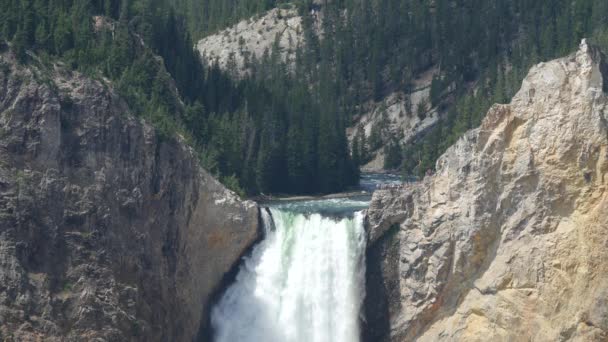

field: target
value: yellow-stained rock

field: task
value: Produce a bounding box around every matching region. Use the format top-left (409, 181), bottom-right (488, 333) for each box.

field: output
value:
top-left (365, 39), bottom-right (608, 341)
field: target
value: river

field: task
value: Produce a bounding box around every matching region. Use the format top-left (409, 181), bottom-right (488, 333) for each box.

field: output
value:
top-left (210, 174), bottom-right (401, 342)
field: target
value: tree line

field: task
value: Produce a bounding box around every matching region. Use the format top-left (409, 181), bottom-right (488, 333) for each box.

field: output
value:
top-left (1, 0), bottom-right (358, 196)
top-left (3, 0), bottom-right (608, 193)
top-left (288, 0), bottom-right (608, 176)
top-left (173, 0), bottom-right (289, 39)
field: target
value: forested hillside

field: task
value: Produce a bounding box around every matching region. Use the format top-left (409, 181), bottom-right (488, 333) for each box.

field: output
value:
top-left (0, 0), bottom-right (358, 196)
top-left (3, 0), bottom-right (608, 194)
top-left (173, 0), bottom-right (288, 38)
top-left (276, 0), bottom-right (608, 176)
top-left (184, 0), bottom-right (608, 178)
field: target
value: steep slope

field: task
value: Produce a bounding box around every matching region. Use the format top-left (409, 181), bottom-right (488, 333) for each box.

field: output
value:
top-left (346, 69), bottom-right (439, 172)
top-left (196, 5), bottom-right (313, 77)
top-left (365, 40), bottom-right (608, 341)
top-left (0, 51), bottom-right (259, 340)
top-left (196, 3), bottom-right (439, 173)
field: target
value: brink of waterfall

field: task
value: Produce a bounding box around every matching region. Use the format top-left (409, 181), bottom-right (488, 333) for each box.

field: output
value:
top-left (211, 205), bottom-right (367, 342)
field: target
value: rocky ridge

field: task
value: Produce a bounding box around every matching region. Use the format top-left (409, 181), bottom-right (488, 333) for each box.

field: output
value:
top-left (0, 50), bottom-right (259, 340)
top-left (196, 1), bottom-right (327, 77)
top-left (196, 6), bottom-right (309, 77)
top-left (365, 40), bottom-right (608, 341)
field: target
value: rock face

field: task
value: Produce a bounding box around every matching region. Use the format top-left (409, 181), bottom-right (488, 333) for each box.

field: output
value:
top-left (0, 51), bottom-right (259, 340)
top-left (196, 6), bottom-right (312, 77)
top-left (347, 68), bottom-right (440, 172)
top-left (196, 2), bottom-right (328, 77)
top-left (365, 40), bottom-right (608, 341)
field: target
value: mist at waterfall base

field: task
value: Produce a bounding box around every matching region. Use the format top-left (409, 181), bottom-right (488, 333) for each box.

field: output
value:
top-left (211, 198), bottom-right (368, 342)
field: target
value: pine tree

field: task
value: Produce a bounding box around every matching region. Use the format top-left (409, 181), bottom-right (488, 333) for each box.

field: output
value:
top-left (53, 13), bottom-right (73, 55)
top-left (34, 21), bottom-right (49, 50)
top-left (106, 23), bottom-right (132, 78)
top-left (22, 0), bottom-right (35, 46)
top-left (12, 26), bottom-right (27, 63)
top-left (356, 125), bottom-right (368, 163)
top-left (384, 139), bottom-right (402, 170)
top-left (351, 135), bottom-right (360, 166)
top-left (430, 75), bottom-right (442, 106)
top-left (287, 125), bottom-right (306, 193)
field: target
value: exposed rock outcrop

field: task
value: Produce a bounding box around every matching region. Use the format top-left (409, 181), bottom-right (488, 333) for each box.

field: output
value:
top-left (347, 73), bottom-right (439, 173)
top-left (196, 6), bottom-right (313, 77)
top-left (365, 40), bottom-right (608, 341)
top-left (0, 51), bottom-right (259, 340)
top-left (196, 4), bottom-right (440, 172)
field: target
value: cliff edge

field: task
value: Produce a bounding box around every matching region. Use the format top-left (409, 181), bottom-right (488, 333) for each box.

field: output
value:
top-left (0, 50), bottom-right (259, 340)
top-left (365, 40), bottom-right (608, 341)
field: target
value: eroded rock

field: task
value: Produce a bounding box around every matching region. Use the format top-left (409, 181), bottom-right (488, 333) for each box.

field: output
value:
top-left (196, 6), bottom-right (314, 77)
top-left (0, 51), bottom-right (259, 341)
top-left (365, 40), bottom-right (608, 341)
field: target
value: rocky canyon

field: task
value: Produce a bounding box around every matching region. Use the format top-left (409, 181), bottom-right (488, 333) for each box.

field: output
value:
top-left (365, 40), bottom-right (608, 341)
top-left (0, 49), bottom-right (259, 341)
top-left (2, 3), bottom-right (608, 340)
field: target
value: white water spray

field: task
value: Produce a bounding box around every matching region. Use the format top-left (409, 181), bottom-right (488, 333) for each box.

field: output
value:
top-left (211, 207), bottom-right (367, 342)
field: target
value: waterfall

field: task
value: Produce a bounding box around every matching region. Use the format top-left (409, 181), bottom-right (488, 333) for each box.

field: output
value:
top-left (211, 207), bottom-right (367, 342)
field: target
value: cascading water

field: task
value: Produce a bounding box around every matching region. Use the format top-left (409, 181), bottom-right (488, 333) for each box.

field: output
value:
top-left (211, 202), bottom-right (367, 342)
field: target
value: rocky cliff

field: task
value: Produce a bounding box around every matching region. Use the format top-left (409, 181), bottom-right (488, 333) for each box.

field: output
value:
top-left (347, 68), bottom-right (439, 172)
top-left (365, 40), bottom-right (608, 341)
top-left (0, 50), bottom-right (259, 340)
top-left (196, 2), bottom-right (326, 78)
top-left (196, 5), bottom-right (311, 77)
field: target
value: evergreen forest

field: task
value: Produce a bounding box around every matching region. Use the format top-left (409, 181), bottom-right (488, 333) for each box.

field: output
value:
top-left (3, 0), bottom-right (608, 194)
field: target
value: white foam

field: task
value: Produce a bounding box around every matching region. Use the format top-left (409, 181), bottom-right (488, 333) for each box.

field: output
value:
top-left (211, 208), bottom-right (367, 342)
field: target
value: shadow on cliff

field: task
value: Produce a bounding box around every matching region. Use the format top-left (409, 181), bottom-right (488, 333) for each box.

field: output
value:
top-left (362, 224), bottom-right (401, 342)
top-left (196, 207), bottom-right (267, 342)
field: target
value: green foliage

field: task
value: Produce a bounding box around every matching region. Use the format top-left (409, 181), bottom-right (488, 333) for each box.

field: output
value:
top-left (173, 0), bottom-right (288, 39)
top-left (401, 63), bottom-right (527, 177)
top-left (106, 25), bottom-right (132, 78)
top-left (199, 147), bottom-right (220, 175)
top-left (62, 281), bottom-right (73, 292)
top-left (351, 135), bottom-right (360, 167)
top-left (289, 0), bottom-right (608, 179)
top-left (12, 27), bottom-right (27, 63)
top-left (131, 320), bottom-right (141, 336)
top-left (3, 0), bottom-right (362, 196)
top-left (53, 14), bottom-right (74, 55)
top-left (592, 27), bottom-right (608, 52)
top-left (222, 174), bottom-right (246, 197)
top-left (355, 126), bottom-right (369, 164)
top-left (416, 100), bottom-right (428, 121)
top-left (383, 139), bottom-right (402, 170)
top-left (7, 0), bottom-right (608, 196)
top-left (368, 122), bottom-right (382, 152)
top-left (429, 76), bottom-right (443, 107)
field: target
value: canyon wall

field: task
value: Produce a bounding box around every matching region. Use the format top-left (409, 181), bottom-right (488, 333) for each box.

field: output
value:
top-left (365, 40), bottom-right (608, 341)
top-left (0, 50), bottom-right (259, 341)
